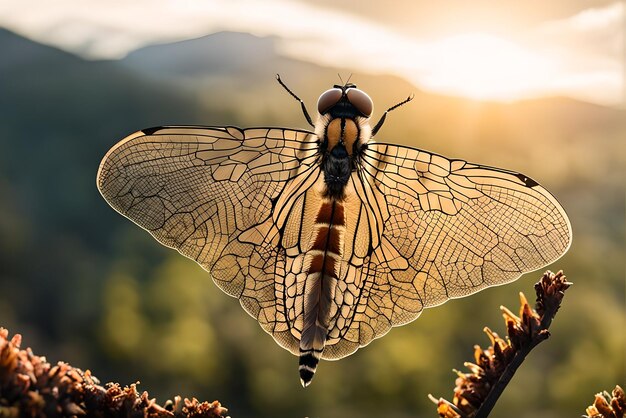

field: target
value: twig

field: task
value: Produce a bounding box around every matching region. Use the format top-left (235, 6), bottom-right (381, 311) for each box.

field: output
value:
top-left (430, 270), bottom-right (571, 418)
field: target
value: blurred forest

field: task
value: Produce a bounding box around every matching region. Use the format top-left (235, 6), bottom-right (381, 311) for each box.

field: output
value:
top-left (0, 28), bottom-right (624, 417)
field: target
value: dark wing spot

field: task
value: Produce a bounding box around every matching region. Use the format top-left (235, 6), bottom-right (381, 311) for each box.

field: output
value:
top-left (141, 126), bottom-right (165, 135)
top-left (516, 173), bottom-right (539, 188)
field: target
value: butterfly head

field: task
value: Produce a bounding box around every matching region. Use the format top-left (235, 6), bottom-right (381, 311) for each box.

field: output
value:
top-left (315, 84), bottom-right (373, 159)
top-left (315, 84), bottom-right (374, 199)
top-left (317, 84), bottom-right (373, 119)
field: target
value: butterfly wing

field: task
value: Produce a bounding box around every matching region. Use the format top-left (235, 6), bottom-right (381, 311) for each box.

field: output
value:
top-left (97, 126), bottom-right (321, 353)
top-left (321, 142), bottom-right (572, 359)
top-left (98, 127), bottom-right (572, 362)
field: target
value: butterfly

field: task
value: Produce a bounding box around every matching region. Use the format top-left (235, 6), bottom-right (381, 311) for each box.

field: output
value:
top-left (97, 75), bottom-right (572, 387)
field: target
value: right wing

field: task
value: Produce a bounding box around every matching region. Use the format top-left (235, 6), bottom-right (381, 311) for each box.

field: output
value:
top-left (321, 142), bottom-right (572, 360)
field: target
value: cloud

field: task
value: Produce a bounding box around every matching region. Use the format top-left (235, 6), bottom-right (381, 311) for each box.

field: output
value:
top-left (530, 2), bottom-right (624, 104)
top-left (0, 0), bottom-right (396, 59)
top-left (278, 2), bottom-right (624, 105)
top-left (536, 2), bottom-right (623, 58)
top-left (0, 0), bottom-right (622, 105)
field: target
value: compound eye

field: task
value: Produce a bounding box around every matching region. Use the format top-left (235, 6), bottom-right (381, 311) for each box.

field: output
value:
top-left (346, 88), bottom-right (373, 117)
top-left (317, 88), bottom-right (343, 114)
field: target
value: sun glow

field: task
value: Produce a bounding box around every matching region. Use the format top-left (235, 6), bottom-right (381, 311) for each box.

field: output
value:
top-left (0, 1), bottom-right (621, 105)
top-left (416, 33), bottom-right (554, 101)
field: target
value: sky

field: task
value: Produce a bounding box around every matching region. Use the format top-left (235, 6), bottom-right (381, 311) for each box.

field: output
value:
top-left (0, 0), bottom-right (623, 106)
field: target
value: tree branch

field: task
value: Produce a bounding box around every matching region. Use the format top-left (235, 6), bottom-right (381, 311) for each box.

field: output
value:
top-left (430, 270), bottom-right (571, 418)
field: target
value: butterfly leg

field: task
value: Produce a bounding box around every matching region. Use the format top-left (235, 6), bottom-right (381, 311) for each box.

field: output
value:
top-left (276, 74), bottom-right (315, 128)
top-left (371, 94), bottom-right (414, 136)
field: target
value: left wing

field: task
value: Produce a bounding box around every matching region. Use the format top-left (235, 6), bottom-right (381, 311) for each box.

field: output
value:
top-left (97, 126), bottom-right (320, 353)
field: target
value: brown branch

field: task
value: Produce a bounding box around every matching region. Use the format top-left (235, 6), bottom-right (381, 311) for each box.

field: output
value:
top-left (429, 270), bottom-right (571, 418)
top-left (0, 328), bottom-right (229, 417)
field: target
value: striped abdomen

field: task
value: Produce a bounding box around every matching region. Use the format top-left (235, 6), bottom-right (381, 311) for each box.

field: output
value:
top-left (299, 199), bottom-right (345, 387)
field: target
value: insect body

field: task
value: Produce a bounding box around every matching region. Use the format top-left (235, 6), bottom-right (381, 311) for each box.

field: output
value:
top-left (97, 76), bottom-right (571, 387)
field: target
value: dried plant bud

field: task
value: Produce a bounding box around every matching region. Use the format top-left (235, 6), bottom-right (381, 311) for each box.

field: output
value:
top-left (428, 395), bottom-right (464, 418)
top-left (534, 270), bottom-right (570, 326)
top-left (183, 398), bottom-right (229, 417)
top-left (0, 328), bottom-right (228, 417)
top-left (585, 386), bottom-right (625, 418)
top-left (430, 271), bottom-right (570, 418)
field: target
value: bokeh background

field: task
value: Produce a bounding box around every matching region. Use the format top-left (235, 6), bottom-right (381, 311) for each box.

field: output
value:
top-left (0, 1), bottom-right (624, 417)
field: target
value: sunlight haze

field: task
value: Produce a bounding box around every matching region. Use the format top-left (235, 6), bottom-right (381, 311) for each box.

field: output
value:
top-left (0, 0), bottom-right (623, 105)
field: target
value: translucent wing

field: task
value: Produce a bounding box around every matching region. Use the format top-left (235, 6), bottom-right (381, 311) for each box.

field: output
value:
top-left (97, 126), bottom-right (320, 349)
top-left (98, 126), bottom-right (572, 364)
top-left (320, 142), bottom-right (572, 359)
